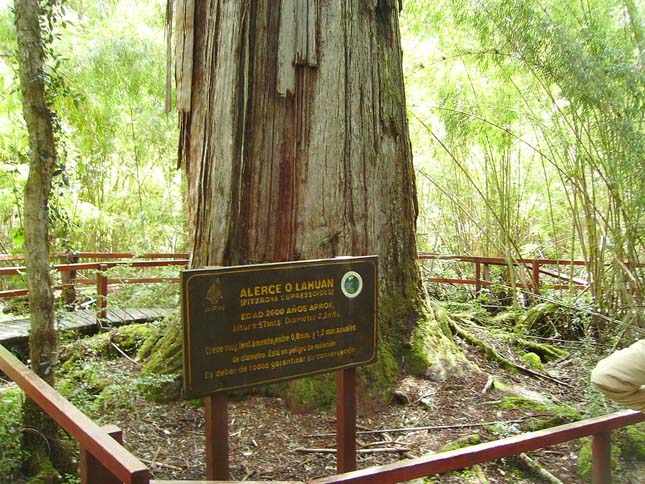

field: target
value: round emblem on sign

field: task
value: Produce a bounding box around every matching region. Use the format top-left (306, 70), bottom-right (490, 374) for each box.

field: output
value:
top-left (341, 271), bottom-right (363, 298)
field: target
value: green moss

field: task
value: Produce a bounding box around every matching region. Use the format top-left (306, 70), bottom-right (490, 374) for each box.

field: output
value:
top-left (499, 396), bottom-right (550, 411)
top-left (59, 323), bottom-right (155, 372)
top-left (26, 456), bottom-right (60, 484)
top-left (60, 333), bottom-right (111, 370)
top-left (492, 377), bottom-right (510, 392)
top-left (517, 302), bottom-right (559, 333)
top-left (284, 373), bottom-right (337, 411)
top-left (492, 310), bottom-right (521, 325)
top-left (139, 314), bottom-right (183, 377)
top-left (519, 340), bottom-right (567, 362)
top-left (438, 433), bottom-right (482, 452)
top-left (520, 352), bottom-right (544, 370)
top-left (407, 303), bottom-right (464, 380)
top-left (500, 396), bottom-right (582, 430)
top-left (136, 311), bottom-right (179, 361)
top-left (577, 437), bottom-right (621, 481)
top-left (621, 423), bottom-right (645, 457)
top-left (0, 387), bottom-right (26, 482)
top-left (446, 314), bottom-right (517, 373)
top-left (110, 323), bottom-right (155, 354)
top-left (359, 340), bottom-right (400, 404)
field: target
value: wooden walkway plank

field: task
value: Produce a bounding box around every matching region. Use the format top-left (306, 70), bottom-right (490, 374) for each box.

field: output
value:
top-left (0, 308), bottom-right (173, 346)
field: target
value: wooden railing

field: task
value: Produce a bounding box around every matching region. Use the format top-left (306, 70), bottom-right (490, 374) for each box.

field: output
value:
top-left (2, 340), bottom-right (643, 484)
top-left (0, 344), bottom-right (150, 484)
top-left (3, 252), bottom-right (626, 311)
top-left (0, 252), bottom-right (189, 319)
top-left (310, 409), bottom-right (644, 484)
top-left (418, 253), bottom-right (593, 294)
top-left (1, 251), bottom-right (598, 303)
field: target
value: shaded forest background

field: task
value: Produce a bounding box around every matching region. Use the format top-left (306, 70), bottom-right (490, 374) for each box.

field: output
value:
top-left (1, 0), bottom-right (643, 338)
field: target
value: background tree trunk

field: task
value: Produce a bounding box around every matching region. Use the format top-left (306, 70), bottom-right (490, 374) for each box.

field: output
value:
top-left (174, 0), bottom-right (459, 401)
top-left (14, 0), bottom-right (70, 475)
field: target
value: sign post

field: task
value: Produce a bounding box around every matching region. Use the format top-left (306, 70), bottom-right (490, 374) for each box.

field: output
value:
top-left (181, 256), bottom-right (377, 478)
top-left (336, 367), bottom-right (357, 473)
top-left (205, 394), bottom-right (229, 480)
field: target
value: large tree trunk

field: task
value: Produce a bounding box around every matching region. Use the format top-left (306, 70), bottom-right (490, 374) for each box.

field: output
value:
top-left (173, 0), bottom-right (458, 399)
top-left (14, 0), bottom-right (70, 476)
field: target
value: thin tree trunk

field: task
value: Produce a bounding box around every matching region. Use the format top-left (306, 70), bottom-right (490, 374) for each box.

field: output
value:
top-left (14, 0), bottom-right (68, 475)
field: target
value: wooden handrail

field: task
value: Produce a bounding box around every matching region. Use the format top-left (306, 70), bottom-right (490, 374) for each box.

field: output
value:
top-left (0, 255), bottom-right (189, 319)
top-left (418, 253), bottom-right (590, 266)
top-left (55, 259), bottom-right (189, 272)
top-left (309, 410), bottom-right (645, 484)
top-left (418, 253), bottom-right (599, 294)
top-left (0, 252), bottom-right (189, 262)
top-left (0, 345), bottom-right (150, 484)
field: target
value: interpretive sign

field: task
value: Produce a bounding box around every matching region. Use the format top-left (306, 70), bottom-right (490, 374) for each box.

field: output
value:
top-left (181, 256), bottom-right (377, 397)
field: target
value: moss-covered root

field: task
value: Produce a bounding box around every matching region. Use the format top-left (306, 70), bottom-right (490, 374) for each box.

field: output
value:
top-left (25, 456), bottom-right (59, 484)
top-left (407, 303), bottom-right (465, 381)
top-left (438, 433), bottom-right (482, 452)
top-left (516, 339), bottom-right (567, 362)
top-left (60, 323), bottom-right (157, 370)
top-left (447, 316), bottom-right (519, 373)
top-left (137, 314), bottom-right (184, 401)
top-left (138, 313), bottom-right (183, 376)
top-left (517, 302), bottom-right (559, 332)
top-left (515, 453), bottom-right (563, 484)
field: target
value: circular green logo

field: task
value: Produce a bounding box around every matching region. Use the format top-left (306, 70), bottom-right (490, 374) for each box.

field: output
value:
top-left (341, 271), bottom-right (363, 298)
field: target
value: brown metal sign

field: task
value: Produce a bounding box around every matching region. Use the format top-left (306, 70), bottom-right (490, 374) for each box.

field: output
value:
top-left (181, 256), bottom-right (377, 397)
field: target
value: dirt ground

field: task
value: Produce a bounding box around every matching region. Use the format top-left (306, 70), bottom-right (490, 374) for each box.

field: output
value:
top-left (2, 328), bottom-right (642, 483)
top-left (97, 338), bottom-right (643, 484)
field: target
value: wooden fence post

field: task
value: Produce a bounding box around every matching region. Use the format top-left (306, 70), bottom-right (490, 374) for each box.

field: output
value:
top-left (80, 424), bottom-right (123, 484)
top-left (337, 367), bottom-right (357, 473)
top-left (475, 261), bottom-right (481, 296)
top-left (205, 394), bottom-right (229, 480)
top-left (97, 263), bottom-right (108, 320)
top-left (592, 430), bottom-right (611, 484)
top-left (531, 260), bottom-right (540, 294)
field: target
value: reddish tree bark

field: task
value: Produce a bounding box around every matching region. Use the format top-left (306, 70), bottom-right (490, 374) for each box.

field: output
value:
top-left (173, 0), bottom-right (458, 394)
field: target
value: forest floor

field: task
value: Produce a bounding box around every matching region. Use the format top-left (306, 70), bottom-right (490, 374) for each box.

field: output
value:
top-left (90, 331), bottom-right (643, 484)
top-left (2, 317), bottom-right (644, 483)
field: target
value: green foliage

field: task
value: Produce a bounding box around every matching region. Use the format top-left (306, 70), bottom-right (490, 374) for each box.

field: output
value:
top-left (402, 0), bottom-right (645, 333)
top-left (58, 345), bottom-right (175, 418)
top-left (49, 0), bottom-right (183, 254)
top-left (577, 424), bottom-right (645, 481)
top-left (61, 474), bottom-right (80, 484)
top-left (0, 0), bottom-right (185, 255)
top-left (0, 387), bottom-right (26, 482)
top-left (25, 457), bottom-right (60, 484)
top-left (99, 264), bottom-right (180, 311)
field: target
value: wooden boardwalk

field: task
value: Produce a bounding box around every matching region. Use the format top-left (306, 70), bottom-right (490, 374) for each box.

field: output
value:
top-left (0, 308), bottom-right (172, 346)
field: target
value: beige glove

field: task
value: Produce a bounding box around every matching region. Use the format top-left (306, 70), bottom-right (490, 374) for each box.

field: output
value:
top-left (590, 339), bottom-right (645, 412)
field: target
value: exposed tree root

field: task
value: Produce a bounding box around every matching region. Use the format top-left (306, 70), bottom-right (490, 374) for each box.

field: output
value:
top-left (516, 453), bottom-right (564, 484)
top-left (447, 317), bottom-right (519, 373)
top-left (446, 317), bottom-right (571, 387)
